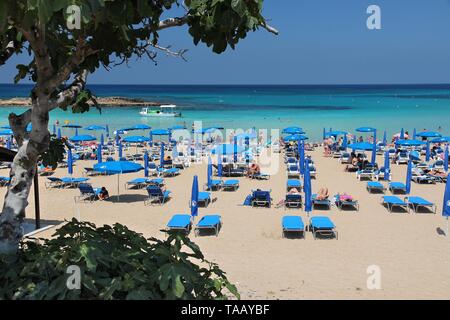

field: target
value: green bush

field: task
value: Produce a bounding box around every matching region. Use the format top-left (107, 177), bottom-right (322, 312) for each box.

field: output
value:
top-left (0, 219), bottom-right (239, 300)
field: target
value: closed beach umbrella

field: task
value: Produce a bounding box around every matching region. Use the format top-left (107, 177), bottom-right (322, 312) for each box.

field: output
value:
top-left (93, 161), bottom-right (143, 201)
top-left (384, 150), bottom-right (390, 181)
top-left (442, 175), bottom-right (450, 236)
top-left (299, 140), bottom-right (305, 175)
top-left (75, 128), bottom-right (79, 136)
top-left (118, 141), bottom-right (123, 159)
top-left (149, 131), bottom-right (153, 146)
top-left (6, 136), bottom-right (11, 150)
top-left (406, 160), bottom-right (412, 194)
top-left (52, 124), bottom-right (56, 135)
top-left (106, 125), bottom-right (110, 137)
top-left (67, 148), bottom-right (73, 175)
top-left (303, 160), bottom-right (312, 215)
top-left (207, 157), bottom-right (212, 188)
top-left (371, 130), bottom-right (377, 164)
top-left (382, 130), bottom-right (387, 145)
top-left (322, 128), bottom-right (326, 140)
top-left (144, 151), bottom-right (149, 177)
top-left (233, 136), bottom-right (238, 163)
top-left (160, 143), bottom-right (165, 167)
top-left (172, 146), bottom-right (178, 159)
top-left (342, 134), bottom-right (348, 150)
top-left (191, 175), bottom-right (199, 218)
top-left (115, 132), bottom-right (120, 146)
top-left (168, 129), bottom-right (172, 142)
top-left (57, 128), bottom-right (61, 139)
top-left (413, 128), bottom-right (417, 140)
top-left (444, 146), bottom-right (449, 172)
top-left (245, 136), bottom-right (250, 163)
top-left (217, 151), bottom-right (223, 178)
top-left (400, 128), bottom-right (404, 140)
top-left (426, 140), bottom-right (431, 162)
top-left (97, 144), bottom-right (102, 164)
top-left (100, 134), bottom-right (104, 146)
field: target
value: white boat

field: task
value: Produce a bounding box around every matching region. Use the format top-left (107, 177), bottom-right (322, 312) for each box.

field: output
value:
top-left (139, 104), bottom-right (181, 117)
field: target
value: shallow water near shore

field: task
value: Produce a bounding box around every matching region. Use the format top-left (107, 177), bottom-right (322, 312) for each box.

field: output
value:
top-left (0, 84), bottom-right (449, 140)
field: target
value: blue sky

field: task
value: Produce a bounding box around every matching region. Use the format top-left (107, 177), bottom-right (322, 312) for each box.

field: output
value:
top-left (2, 0), bottom-right (450, 84)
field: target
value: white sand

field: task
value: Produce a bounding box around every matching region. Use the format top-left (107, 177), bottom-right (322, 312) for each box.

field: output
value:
top-left (1, 147), bottom-right (450, 299)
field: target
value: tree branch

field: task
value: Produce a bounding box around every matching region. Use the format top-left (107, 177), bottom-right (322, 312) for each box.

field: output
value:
top-left (8, 109), bottom-right (32, 146)
top-left (0, 41), bottom-right (15, 66)
top-left (157, 16), bottom-right (189, 31)
top-left (261, 22), bottom-right (279, 35)
top-left (51, 70), bottom-right (89, 110)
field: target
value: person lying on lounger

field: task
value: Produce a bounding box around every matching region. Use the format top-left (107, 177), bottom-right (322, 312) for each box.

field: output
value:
top-left (247, 163), bottom-right (261, 178)
top-left (316, 187), bottom-right (329, 200)
top-left (275, 188), bottom-right (301, 208)
top-left (336, 192), bottom-right (356, 202)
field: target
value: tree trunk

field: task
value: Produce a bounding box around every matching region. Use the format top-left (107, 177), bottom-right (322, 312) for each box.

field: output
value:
top-left (0, 95), bottom-right (50, 255)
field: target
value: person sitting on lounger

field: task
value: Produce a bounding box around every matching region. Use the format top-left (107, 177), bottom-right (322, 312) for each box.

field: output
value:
top-left (247, 163), bottom-right (260, 178)
top-left (98, 187), bottom-right (109, 200)
top-left (316, 187), bottom-right (329, 200)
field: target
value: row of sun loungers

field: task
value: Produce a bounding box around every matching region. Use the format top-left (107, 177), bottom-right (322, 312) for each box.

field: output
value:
top-left (282, 215), bottom-right (338, 240)
top-left (166, 214), bottom-right (222, 236)
top-left (381, 196), bottom-right (436, 213)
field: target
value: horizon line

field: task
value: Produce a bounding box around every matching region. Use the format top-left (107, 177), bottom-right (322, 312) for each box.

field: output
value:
top-left (2, 82), bottom-right (450, 86)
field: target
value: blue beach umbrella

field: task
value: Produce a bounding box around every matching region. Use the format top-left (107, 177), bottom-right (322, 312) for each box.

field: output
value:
top-left (282, 127), bottom-right (304, 135)
top-left (442, 175), bottom-right (450, 236)
top-left (356, 127), bottom-right (376, 133)
top-left (347, 142), bottom-right (374, 151)
top-left (217, 151), bottom-right (223, 178)
top-left (444, 146), bottom-right (449, 172)
top-left (100, 134), bottom-right (104, 146)
top-left (322, 128), bottom-right (326, 140)
top-left (342, 134), bottom-right (348, 150)
top-left (123, 136), bottom-right (150, 143)
top-left (191, 175), bottom-right (199, 218)
top-left (406, 160), bottom-right (412, 194)
top-left (69, 135), bottom-right (96, 143)
top-left (400, 128), bottom-right (405, 140)
top-left (85, 125), bottom-right (106, 131)
top-left (149, 131), bottom-right (153, 146)
top-left (144, 151), bottom-right (149, 177)
top-left (67, 148), bottom-right (73, 175)
top-left (212, 144), bottom-right (245, 155)
top-left (426, 140), bottom-right (431, 162)
top-left (115, 132), bottom-right (120, 146)
top-left (371, 140), bottom-right (377, 164)
top-left (160, 143), bottom-right (165, 167)
top-left (152, 129), bottom-right (170, 136)
top-left (0, 129), bottom-right (13, 136)
top-left (382, 130), bottom-right (387, 145)
top-left (384, 150), bottom-right (390, 181)
top-left (52, 124), bottom-right (56, 135)
top-left (57, 128), bottom-right (61, 139)
top-left (245, 137), bottom-right (250, 163)
top-left (97, 144), bottom-right (102, 164)
top-left (416, 131), bottom-right (442, 139)
top-left (283, 134), bottom-right (308, 142)
top-left (413, 128), bottom-right (417, 140)
top-left (395, 139), bottom-right (424, 147)
top-left (303, 160), bottom-right (312, 214)
top-left (105, 125), bottom-right (110, 137)
top-left (93, 160), bottom-right (143, 200)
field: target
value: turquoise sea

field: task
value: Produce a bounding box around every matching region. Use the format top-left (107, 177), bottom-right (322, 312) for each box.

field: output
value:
top-left (0, 84), bottom-right (449, 140)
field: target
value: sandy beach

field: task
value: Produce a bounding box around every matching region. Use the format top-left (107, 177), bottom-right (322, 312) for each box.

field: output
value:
top-left (2, 144), bottom-right (449, 300)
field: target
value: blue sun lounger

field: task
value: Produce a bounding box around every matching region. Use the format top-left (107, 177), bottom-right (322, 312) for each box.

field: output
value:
top-left (334, 195), bottom-right (359, 211)
top-left (167, 214), bottom-right (192, 233)
top-left (205, 179), bottom-right (223, 191)
top-left (46, 176), bottom-right (89, 189)
top-left (285, 194), bottom-right (302, 208)
top-left (287, 179), bottom-right (302, 191)
top-left (145, 185), bottom-right (171, 205)
top-left (282, 216), bottom-right (305, 238)
top-left (198, 192), bottom-right (212, 207)
top-left (389, 182), bottom-right (407, 194)
top-left (382, 196), bottom-right (409, 212)
top-left (309, 216), bottom-right (338, 240)
top-left (222, 179), bottom-right (239, 191)
top-left (125, 177), bottom-right (148, 189)
top-left (311, 194), bottom-right (331, 210)
top-left (251, 189), bottom-right (272, 208)
top-left (0, 176), bottom-right (10, 187)
top-left (147, 178), bottom-right (165, 187)
top-left (74, 183), bottom-right (102, 202)
top-left (158, 167), bottom-right (180, 177)
top-left (405, 196), bottom-right (436, 213)
top-left (194, 215), bottom-right (222, 236)
top-left (366, 181), bottom-right (386, 193)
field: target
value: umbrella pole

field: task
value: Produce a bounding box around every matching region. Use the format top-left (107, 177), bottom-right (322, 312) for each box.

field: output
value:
top-left (117, 174), bottom-right (120, 202)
